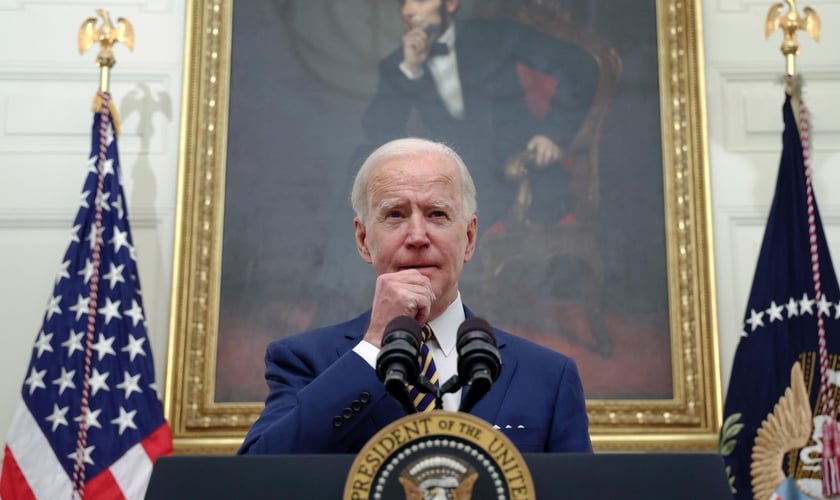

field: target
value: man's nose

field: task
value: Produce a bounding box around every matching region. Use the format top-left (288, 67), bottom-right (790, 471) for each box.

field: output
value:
top-left (405, 214), bottom-right (430, 245)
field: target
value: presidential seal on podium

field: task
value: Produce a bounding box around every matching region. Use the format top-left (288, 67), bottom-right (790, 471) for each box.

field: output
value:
top-left (344, 412), bottom-right (534, 500)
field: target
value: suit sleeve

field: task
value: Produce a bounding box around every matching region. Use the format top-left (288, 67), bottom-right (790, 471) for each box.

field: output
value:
top-left (361, 52), bottom-right (435, 147)
top-left (548, 357), bottom-right (593, 452)
top-left (238, 340), bottom-right (391, 454)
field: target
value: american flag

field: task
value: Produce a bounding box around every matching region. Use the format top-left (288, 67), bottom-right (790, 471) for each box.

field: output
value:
top-left (720, 91), bottom-right (840, 499)
top-left (0, 92), bottom-right (172, 499)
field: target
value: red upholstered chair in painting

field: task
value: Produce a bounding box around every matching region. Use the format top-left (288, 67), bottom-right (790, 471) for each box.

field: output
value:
top-left (477, 2), bottom-right (622, 356)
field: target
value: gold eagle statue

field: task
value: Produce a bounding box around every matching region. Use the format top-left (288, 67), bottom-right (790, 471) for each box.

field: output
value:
top-left (78, 9), bottom-right (134, 68)
top-left (765, 0), bottom-right (821, 46)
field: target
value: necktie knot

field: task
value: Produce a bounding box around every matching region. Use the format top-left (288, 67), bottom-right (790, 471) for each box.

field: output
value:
top-left (421, 324), bottom-right (434, 343)
top-left (429, 41), bottom-right (449, 56)
top-left (411, 324), bottom-right (439, 412)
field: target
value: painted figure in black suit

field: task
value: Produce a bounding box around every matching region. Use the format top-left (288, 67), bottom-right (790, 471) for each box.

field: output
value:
top-left (362, 0), bottom-right (598, 229)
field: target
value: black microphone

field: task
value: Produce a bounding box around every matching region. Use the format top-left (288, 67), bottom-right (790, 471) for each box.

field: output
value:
top-left (456, 317), bottom-right (502, 413)
top-left (376, 316), bottom-right (423, 415)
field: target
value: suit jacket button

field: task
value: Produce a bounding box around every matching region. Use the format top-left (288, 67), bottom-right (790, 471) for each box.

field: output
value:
top-left (360, 391), bottom-right (371, 404)
top-left (342, 408), bottom-right (353, 419)
top-left (332, 416), bottom-right (343, 428)
top-left (351, 400), bottom-right (362, 412)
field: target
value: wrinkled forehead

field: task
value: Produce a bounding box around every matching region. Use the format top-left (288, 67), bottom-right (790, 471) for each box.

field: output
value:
top-left (367, 152), bottom-right (461, 193)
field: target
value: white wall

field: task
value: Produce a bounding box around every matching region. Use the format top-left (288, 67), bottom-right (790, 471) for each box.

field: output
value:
top-left (0, 0), bottom-right (838, 462)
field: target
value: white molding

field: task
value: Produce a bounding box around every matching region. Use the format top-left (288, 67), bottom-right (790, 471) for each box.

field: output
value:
top-left (0, 1), bottom-right (173, 12)
top-left (0, 207), bottom-right (166, 228)
top-left (719, 204), bottom-right (840, 226)
top-left (0, 67), bottom-right (177, 155)
top-left (714, 66), bottom-right (840, 153)
top-left (714, 0), bottom-right (834, 14)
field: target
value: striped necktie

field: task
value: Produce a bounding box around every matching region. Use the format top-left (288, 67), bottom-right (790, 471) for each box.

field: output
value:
top-left (410, 324), bottom-right (439, 412)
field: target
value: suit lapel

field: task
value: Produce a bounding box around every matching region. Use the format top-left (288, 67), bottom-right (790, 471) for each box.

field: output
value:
top-left (335, 311), bottom-right (370, 358)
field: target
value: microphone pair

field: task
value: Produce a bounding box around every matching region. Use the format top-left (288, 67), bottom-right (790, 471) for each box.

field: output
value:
top-left (376, 316), bottom-right (502, 414)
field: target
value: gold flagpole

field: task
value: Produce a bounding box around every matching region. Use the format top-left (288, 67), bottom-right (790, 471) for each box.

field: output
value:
top-left (765, 0), bottom-right (820, 121)
top-left (77, 9), bottom-right (134, 135)
top-left (764, 0), bottom-right (821, 77)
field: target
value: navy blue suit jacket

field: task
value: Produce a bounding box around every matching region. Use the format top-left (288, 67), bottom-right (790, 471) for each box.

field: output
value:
top-left (239, 307), bottom-right (592, 454)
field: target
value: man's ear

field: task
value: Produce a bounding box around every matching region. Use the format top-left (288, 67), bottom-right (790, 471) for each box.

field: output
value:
top-left (463, 214), bottom-right (477, 263)
top-left (445, 0), bottom-right (459, 16)
top-left (354, 218), bottom-right (373, 264)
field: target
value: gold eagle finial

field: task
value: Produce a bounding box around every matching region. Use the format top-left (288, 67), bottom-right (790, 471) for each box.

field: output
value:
top-left (78, 9), bottom-right (134, 69)
top-left (765, 0), bottom-right (820, 75)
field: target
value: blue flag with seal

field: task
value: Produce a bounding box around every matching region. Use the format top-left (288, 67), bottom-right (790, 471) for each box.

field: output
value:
top-left (720, 91), bottom-right (840, 499)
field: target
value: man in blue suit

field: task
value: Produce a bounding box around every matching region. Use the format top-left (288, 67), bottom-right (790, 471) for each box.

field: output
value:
top-left (239, 137), bottom-right (591, 455)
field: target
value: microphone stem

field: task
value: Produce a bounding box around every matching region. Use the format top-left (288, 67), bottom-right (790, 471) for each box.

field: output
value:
top-left (419, 375), bottom-right (462, 411)
top-left (384, 377), bottom-right (418, 414)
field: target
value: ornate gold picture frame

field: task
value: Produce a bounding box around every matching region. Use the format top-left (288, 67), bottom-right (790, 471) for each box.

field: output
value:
top-left (165, 0), bottom-right (720, 453)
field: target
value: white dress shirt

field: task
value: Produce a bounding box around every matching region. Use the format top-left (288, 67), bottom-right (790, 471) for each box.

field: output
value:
top-left (354, 293), bottom-right (465, 411)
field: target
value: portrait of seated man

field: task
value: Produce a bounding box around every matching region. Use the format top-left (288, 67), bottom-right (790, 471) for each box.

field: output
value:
top-left (219, 0), bottom-right (669, 405)
top-left (361, 0), bottom-right (598, 230)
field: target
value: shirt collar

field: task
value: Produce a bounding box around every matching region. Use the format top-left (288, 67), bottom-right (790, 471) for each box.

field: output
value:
top-left (427, 291), bottom-right (464, 357)
top-left (437, 22), bottom-right (456, 51)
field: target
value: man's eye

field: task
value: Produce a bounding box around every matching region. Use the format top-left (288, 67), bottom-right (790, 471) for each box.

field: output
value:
top-left (431, 211), bottom-right (447, 218)
top-left (387, 211), bottom-right (403, 218)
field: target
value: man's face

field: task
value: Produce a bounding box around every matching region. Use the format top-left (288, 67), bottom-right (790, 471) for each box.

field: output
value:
top-left (355, 152), bottom-right (477, 310)
top-left (400, 0), bottom-right (458, 33)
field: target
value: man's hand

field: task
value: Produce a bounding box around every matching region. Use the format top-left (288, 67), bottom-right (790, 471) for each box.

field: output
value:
top-left (363, 269), bottom-right (436, 347)
top-left (527, 135), bottom-right (564, 167)
top-left (401, 27), bottom-right (431, 76)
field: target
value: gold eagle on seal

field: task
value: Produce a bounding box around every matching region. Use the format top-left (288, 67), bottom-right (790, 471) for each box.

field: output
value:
top-left (751, 362), bottom-right (813, 499)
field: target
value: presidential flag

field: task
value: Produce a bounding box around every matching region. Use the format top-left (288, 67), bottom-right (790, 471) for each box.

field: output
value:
top-left (0, 92), bottom-right (172, 499)
top-left (720, 91), bottom-right (840, 499)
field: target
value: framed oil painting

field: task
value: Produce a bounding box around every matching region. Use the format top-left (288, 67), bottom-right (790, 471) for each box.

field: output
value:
top-left (165, 0), bottom-right (721, 453)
